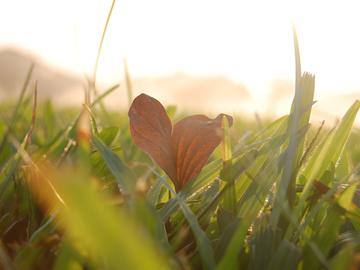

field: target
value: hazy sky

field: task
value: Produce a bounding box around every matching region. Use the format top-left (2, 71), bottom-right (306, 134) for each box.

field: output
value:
top-left (0, 0), bottom-right (359, 117)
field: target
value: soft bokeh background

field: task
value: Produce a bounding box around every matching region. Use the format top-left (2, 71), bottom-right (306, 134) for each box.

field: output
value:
top-left (0, 0), bottom-right (359, 124)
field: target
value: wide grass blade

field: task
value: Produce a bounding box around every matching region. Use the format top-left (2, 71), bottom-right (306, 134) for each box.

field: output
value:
top-left (92, 135), bottom-right (135, 193)
top-left (302, 204), bottom-right (344, 269)
top-left (54, 179), bottom-right (170, 270)
top-left (220, 116), bottom-right (236, 214)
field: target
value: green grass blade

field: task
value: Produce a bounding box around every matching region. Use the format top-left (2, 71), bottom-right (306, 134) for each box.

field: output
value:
top-left (91, 84), bottom-right (119, 108)
top-left (217, 158), bottom-right (280, 269)
top-left (92, 136), bottom-right (135, 193)
top-left (124, 58), bottom-right (133, 107)
top-left (338, 181), bottom-right (358, 211)
top-left (92, 0), bottom-right (116, 86)
top-left (271, 28), bottom-right (315, 227)
top-left (220, 116), bottom-right (236, 214)
top-left (56, 179), bottom-right (170, 270)
top-left (329, 243), bottom-right (355, 270)
top-left (53, 239), bottom-right (84, 270)
top-left (156, 175), bottom-right (216, 270)
top-left (0, 63), bottom-right (34, 155)
top-left (295, 100), bottom-right (360, 220)
top-left (268, 240), bottom-right (300, 270)
top-left (302, 205), bottom-right (344, 269)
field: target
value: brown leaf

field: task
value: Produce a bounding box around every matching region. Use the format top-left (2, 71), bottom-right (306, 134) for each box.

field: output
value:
top-left (128, 94), bottom-right (177, 182)
top-left (172, 114), bottom-right (233, 189)
top-left (128, 94), bottom-right (233, 191)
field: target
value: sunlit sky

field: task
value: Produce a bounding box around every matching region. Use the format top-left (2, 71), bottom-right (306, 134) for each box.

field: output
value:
top-left (0, 0), bottom-right (359, 121)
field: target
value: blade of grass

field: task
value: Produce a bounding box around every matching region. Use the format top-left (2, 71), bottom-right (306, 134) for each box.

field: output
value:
top-left (271, 28), bottom-right (315, 227)
top-left (91, 0), bottom-right (116, 120)
top-left (24, 83), bottom-right (37, 147)
top-left (55, 179), bottom-right (170, 270)
top-left (0, 63), bottom-right (34, 155)
top-left (123, 58), bottom-right (133, 107)
top-left (329, 243), bottom-right (355, 270)
top-left (217, 156), bottom-right (281, 269)
top-left (268, 240), bottom-right (300, 270)
top-left (53, 239), bottom-right (84, 270)
top-left (220, 116), bottom-right (236, 214)
top-left (92, 135), bottom-right (135, 194)
top-left (153, 170), bottom-right (216, 270)
top-left (14, 214), bottom-right (57, 269)
top-left (92, 0), bottom-right (116, 87)
top-left (302, 204), bottom-right (344, 269)
top-left (293, 100), bottom-right (360, 227)
top-left (0, 158), bottom-right (20, 199)
top-left (91, 83), bottom-right (119, 108)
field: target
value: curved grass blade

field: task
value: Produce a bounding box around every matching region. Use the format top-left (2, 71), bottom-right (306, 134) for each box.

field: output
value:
top-left (155, 173), bottom-right (216, 270)
top-left (92, 136), bottom-right (135, 194)
top-left (55, 179), bottom-right (170, 270)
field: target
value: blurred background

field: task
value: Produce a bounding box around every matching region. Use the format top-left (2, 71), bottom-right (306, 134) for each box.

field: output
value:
top-left (0, 0), bottom-right (359, 124)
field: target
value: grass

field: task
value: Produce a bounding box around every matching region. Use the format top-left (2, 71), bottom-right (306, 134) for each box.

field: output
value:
top-left (0, 66), bottom-right (359, 270)
top-left (1, 10), bottom-right (360, 269)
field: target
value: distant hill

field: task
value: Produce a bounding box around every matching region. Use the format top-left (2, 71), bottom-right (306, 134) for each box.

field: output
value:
top-left (0, 48), bottom-right (357, 124)
top-left (0, 48), bottom-right (84, 100)
top-left (0, 48), bottom-right (251, 112)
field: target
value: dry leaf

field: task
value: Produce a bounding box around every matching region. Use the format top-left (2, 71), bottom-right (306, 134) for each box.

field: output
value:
top-left (172, 114), bottom-right (232, 188)
top-left (128, 94), bottom-right (176, 182)
top-left (129, 93), bottom-right (233, 191)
